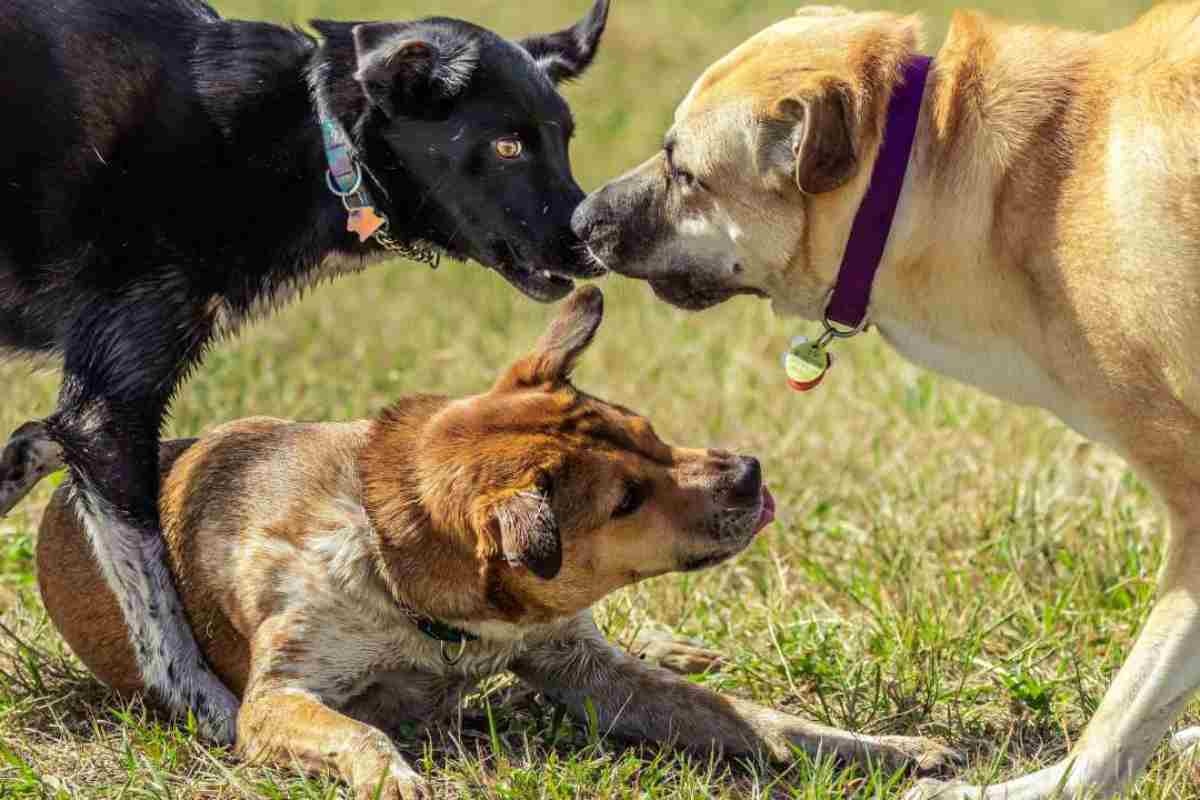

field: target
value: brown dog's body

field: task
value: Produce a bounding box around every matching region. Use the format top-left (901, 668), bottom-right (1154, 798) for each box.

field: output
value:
top-left (573, 5), bottom-right (1200, 799)
top-left (37, 288), bottom-right (951, 799)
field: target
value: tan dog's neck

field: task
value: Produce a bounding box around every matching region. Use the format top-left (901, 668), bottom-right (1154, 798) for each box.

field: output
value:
top-left (861, 12), bottom-right (1100, 406)
top-left (359, 395), bottom-right (531, 627)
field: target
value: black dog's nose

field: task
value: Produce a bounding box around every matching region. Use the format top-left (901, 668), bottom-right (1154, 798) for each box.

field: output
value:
top-left (729, 456), bottom-right (762, 504)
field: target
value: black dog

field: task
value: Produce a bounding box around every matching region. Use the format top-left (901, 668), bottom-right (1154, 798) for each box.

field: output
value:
top-left (0, 0), bottom-right (609, 744)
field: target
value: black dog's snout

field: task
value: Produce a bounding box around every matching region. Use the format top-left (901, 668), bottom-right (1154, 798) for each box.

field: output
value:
top-left (729, 456), bottom-right (762, 504)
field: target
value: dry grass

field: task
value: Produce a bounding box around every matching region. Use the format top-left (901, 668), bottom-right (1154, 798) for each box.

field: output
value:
top-left (4, 0), bottom-right (1197, 797)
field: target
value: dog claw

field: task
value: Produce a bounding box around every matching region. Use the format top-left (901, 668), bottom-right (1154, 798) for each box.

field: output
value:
top-left (0, 421), bottom-right (63, 517)
top-left (629, 631), bottom-right (725, 675)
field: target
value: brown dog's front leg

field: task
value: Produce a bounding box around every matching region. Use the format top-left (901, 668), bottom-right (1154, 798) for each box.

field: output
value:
top-left (514, 615), bottom-right (956, 774)
top-left (238, 688), bottom-right (428, 800)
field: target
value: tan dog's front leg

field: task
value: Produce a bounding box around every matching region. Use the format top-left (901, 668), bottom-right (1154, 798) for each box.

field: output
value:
top-left (515, 615), bottom-right (956, 774)
top-left (908, 414), bottom-right (1200, 800)
top-left (238, 688), bottom-right (428, 800)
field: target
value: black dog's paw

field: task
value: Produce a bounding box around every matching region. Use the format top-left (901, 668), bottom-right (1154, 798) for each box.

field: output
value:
top-left (0, 421), bottom-right (63, 517)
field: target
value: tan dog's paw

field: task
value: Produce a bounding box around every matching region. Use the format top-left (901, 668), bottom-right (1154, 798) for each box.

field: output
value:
top-left (353, 760), bottom-right (429, 800)
top-left (630, 631), bottom-right (725, 675)
top-left (876, 736), bottom-right (963, 776)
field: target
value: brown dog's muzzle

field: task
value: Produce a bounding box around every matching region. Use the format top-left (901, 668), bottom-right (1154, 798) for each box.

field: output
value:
top-left (669, 451), bottom-right (774, 573)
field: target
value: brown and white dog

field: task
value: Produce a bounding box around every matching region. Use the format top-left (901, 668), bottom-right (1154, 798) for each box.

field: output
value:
top-left (33, 287), bottom-right (952, 799)
top-left (572, 4), bottom-right (1200, 799)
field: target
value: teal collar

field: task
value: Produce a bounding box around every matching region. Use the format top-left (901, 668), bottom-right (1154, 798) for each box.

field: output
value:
top-left (415, 616), bottom-right (481, 647)
top-left (317, 112), bottom-right (441, 269)
top-left (406, 608), bottom-right (480, 666)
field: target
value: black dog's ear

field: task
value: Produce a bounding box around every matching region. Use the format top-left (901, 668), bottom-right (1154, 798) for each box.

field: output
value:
top-left (495, 285), bottom-right (604, 390)
top-left (352, 23), bottom-right (479, 116)
top-left (520, 0), bottom-right (611, 85)
top-left (494, 487), bottom-right (562, 580)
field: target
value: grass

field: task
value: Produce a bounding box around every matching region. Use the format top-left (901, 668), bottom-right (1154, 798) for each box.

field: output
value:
top-left (1, 0), bottom-right (1195, 797)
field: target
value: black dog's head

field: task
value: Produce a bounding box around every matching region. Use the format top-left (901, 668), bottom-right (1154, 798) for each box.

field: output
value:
top-left (311, 1), bottom-right (610, 302)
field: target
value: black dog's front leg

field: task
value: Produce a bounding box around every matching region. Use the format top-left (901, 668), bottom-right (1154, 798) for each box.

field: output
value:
top-left (31, 288), bottom-right (239, 745)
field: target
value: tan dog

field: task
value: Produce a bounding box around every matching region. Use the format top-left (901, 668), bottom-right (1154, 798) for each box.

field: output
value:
top-left (572, 4), bottom-right (1200, 799)
top-left (33, 287), bottom-right (951, 799)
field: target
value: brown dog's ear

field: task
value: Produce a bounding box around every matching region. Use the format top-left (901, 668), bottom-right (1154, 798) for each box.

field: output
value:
top-left (351, 23), bottom-right (479, 117)
top-left (493, 487), bottom-right (562, 580)
top-left (496, 285), bottom-right (604, 390)
top-left (762, 88), bottom-right (859, 194)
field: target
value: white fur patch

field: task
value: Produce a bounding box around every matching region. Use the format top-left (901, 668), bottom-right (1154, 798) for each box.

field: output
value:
top-left (76, 494), bottom-right (239, 744)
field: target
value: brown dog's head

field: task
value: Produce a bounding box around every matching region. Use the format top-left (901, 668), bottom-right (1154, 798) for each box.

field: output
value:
top-left (362, 286), bottom-right (773, 623)
top-left (571, 7), bottom-right (921, 317)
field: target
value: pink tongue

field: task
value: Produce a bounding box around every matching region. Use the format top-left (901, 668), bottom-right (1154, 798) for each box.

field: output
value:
top-left (755, 486), bottom-right (777, 532)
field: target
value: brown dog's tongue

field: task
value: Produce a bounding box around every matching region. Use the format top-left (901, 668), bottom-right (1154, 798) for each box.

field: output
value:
top-left (755, 486), bottom-right (777, 532)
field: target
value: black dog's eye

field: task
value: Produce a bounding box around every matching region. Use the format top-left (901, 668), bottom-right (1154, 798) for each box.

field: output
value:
top-left (613, 482), bottom-right (648, 519)
top-left (495, 137), bottom-right (524, 160)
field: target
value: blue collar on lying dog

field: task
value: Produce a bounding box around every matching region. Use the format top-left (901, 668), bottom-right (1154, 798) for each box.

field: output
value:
top-left (317, 112), bottom-right (441, 270)
top-left (415, 616), bottom-right (481, 646)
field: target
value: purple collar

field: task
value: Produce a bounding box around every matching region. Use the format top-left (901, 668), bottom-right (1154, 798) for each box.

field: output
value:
top-left (824, 55), bottom-right (932, 332)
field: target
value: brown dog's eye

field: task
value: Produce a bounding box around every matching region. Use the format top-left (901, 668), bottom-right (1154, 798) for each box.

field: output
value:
top-left (495, 137), bottom-right (524, 160)
top-left (613, 482), bottom-right (648, 519)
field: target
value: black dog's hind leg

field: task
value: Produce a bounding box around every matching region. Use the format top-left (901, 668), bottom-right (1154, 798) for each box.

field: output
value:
top-left (36, 286), bottom-right (239, 745)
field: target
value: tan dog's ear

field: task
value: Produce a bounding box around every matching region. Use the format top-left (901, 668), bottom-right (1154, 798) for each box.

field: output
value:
top-left (762, 88), bottom-right (858, 195)
top-left (492, 486), bottom-right (562, 580)
top-left (495, 285), bottom-right (604, 390)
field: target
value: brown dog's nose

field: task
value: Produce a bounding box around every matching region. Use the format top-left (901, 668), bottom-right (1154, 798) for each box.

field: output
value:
top-left (729, 456), bottom-right (762, 504)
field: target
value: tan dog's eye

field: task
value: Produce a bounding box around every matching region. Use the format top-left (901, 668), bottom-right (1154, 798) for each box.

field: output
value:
top-left (613, 482), bottom-right (648, 519)
top-left (495, 137), bottom-right (524, 160)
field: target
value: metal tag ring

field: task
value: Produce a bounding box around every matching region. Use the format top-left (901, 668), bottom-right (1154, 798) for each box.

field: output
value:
top-left (441, 638), bottom-right (468, 666)
top-left (325, 164), bottom-right (363, 198)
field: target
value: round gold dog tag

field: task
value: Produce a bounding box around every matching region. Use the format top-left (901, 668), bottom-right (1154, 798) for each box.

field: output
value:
top-left (784, 337), bottom-right (832, 392)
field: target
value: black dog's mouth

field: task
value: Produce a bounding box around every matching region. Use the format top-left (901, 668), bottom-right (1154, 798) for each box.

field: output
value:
top-left (489, 241), bottom-right (576, 303)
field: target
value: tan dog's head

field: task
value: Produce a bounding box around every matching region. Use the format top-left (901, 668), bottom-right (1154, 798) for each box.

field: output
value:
top-left (362, 286), bottom-right (773, 622)
top-left (572, 7), bottom-right (920, 316)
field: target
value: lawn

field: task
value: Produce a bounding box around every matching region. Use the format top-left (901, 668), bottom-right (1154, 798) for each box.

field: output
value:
top-left (1, 0), bottom-right (1191, 797)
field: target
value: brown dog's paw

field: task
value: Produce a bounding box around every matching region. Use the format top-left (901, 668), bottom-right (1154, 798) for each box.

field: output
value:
top-left (0, 421), bottom-right (62, 517)
top-left (629, 631), bottom-right (725, 675)
top-left (876, 736), bottom-right (963, 777)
